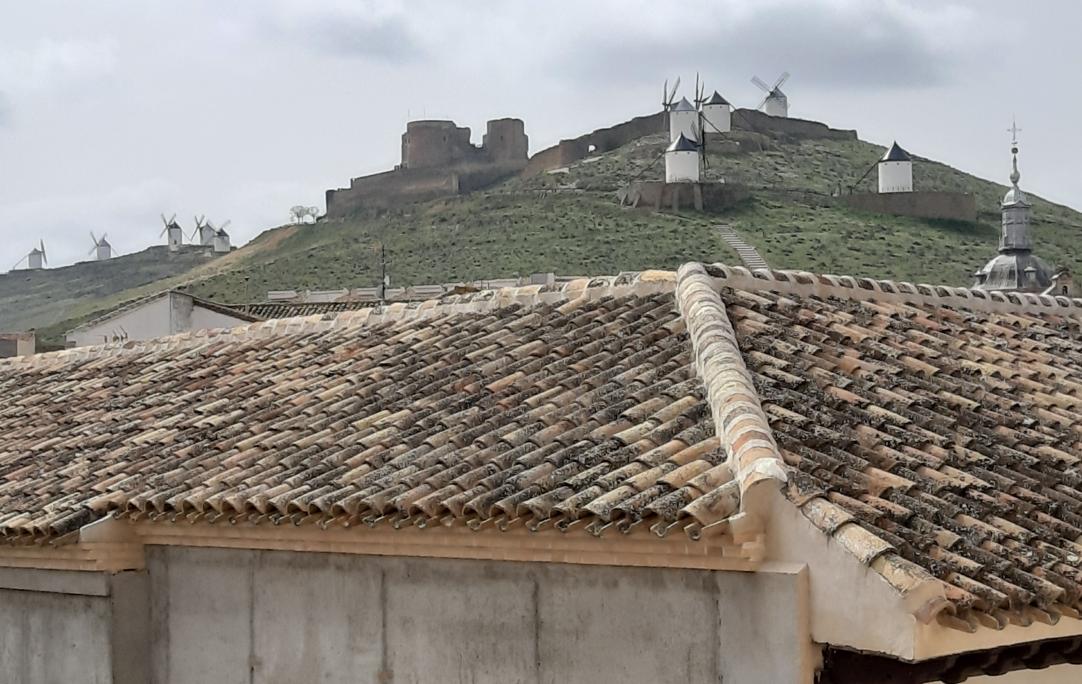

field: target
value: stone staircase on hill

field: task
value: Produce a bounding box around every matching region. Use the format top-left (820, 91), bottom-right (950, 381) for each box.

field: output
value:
top-left (716, 224), bottom-right (770, 271)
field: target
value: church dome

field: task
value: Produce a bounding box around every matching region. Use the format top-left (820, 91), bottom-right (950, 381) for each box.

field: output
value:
top-left (973, 252), bottom-right (1054, 292)
top-left (1002, 185), bottom-right (1029, 207)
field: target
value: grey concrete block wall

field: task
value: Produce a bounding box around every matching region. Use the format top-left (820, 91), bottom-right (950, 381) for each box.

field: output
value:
top-left (0, 587), bottom-right (113, 683)
top-left (145, 547), bottom-right (810, 684)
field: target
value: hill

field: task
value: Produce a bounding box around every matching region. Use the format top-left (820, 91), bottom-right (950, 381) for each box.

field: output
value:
top-left (8, 112), bottom-right (1082, 346)
top-left (0, 247), bottom-right (221, 347)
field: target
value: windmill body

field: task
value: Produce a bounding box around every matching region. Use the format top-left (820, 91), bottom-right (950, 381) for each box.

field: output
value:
top-left (753, 73), bottom-right (791, 118)
top-left (89, 232), bottom-right (113, 261)
top-left (877, 142), bottom-right (913, 193)
top-left (668, 97), bottom-right (700, 143)
top-left (665, 134), bottom-right (700, 183)
top-left (702, 92), bottom-right (731, 134)
top-left (213, 228), bottom-right (231, 253)
top-left (26, 248), bottom-right (45, 270)
top-left (160, 214), bottom-right (183, 252)
top-left (763, 92), bottom-right (788, 117)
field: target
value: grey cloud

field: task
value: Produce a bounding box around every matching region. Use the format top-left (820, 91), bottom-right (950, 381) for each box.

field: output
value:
top-left (0, 92), bottom-right (11, 126)
top-left (564, 3), bottom-right (973, 92)
top-left (264, 8), bottom-right (424, 62)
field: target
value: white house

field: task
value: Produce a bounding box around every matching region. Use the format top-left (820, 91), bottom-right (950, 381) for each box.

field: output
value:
top-left (65, 290), bottom-right (260, 347)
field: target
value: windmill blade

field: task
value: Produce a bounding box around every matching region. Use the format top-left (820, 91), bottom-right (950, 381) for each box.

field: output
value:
top-left (161, 213), bottom-right (168, 226)
top-left (662, 79), bottom-right (668, 107)
top-left (772, 71), bottom-right (790, 91)
top-left (160, 226), bottom-right (168, 237)
top-left (671, 76), bottom-right (681, 102)
top-left (751, 76), bottom-right (771, 93)
top-left (187, 226), bottom-right (200, 242)
top-left (169, 213), bottom-right (177, 225)
top-left (88, 243), bottom-right (98, 256)
top-left (218, 220), bottom-right (231, 231)
top-left (11, 254), bottom-right (27, 271)
top-left (100, 232), bottom-right (107, 243)
top-left (757, 94), bottom-right (770, 110)
top-left (40, 240), bottom-right (47, 265)
top-left (694, 73), bottom-right (700, 104)
top-left (90, 230), bottom-right (99, 247)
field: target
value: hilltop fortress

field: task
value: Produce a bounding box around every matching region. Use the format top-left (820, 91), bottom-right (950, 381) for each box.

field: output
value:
top-left (324, 109), bottom-right (861, 217)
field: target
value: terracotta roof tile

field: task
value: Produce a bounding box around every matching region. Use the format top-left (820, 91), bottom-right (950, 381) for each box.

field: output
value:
top-left (704, 264), bottom-right (1082, 626)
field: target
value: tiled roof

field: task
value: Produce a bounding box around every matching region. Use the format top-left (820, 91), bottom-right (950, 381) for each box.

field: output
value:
top-left (235, 301), bottom-right (381, 319)
top-left (1, 274), bottom-right (742, 545)
top-left (702, 264), bottom-right (1082, 630)
top-left (10, 261), bottom-right (1082, 634)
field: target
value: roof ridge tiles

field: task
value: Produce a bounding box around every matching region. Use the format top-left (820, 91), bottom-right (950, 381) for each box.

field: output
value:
top-left (699, 263), bottom-right (1082, 316)
top-left (675, 263), bottom-right (788, 515)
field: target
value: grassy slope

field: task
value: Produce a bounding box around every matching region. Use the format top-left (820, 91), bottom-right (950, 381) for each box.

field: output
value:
top-left (10, 118), bottom-right (1082, 345)
top-left (0, 247), bottom-right (216, 341)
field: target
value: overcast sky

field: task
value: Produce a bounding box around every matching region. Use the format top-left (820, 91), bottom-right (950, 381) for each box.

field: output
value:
top-left (0, 0), bottom-right (1078, 270)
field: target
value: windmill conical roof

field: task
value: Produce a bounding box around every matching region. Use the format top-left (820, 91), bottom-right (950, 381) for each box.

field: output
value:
top-left (672, 97), bottom-right (696, 112)
top-left (705, 91), bottom-right (729, 106)
top-left (880, 141), bottom-right (912, 162)
top-left (667, 134), bottom-right (699, 153)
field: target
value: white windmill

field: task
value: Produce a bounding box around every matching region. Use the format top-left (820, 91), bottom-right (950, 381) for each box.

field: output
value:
top-left (210, 219), bottom-right (232, 253)
top-left (662, 77), bottom-right (699, 143)
top-left (189, 215), bottom-right (216, 246)
top-left (665, 134), bottom-right (700, 183)
top-left (878, 142), bottom-right (913, 193)
top-left (160, 214), bottom-right (183, 252)
top-left (752, 72), bottom-right (790, 118)
top-left (702, 91), bottom-right (731, 135)
top-left (89, 232), bottom-right (113, 261)
top-left (11, 240), bottom-right (48, 271)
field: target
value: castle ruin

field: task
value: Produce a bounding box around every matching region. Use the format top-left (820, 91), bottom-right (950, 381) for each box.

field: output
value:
top-left (325, 118), bottom-right (528, 216)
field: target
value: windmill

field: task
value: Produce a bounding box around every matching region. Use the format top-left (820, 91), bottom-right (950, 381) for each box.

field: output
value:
top-left (160, 213), bottom-right (183, 252)
top-left (89, 232), bottom-right (112, 261)
top-left (752, 72), bottom-right (790, 117)
top-left (11, 240), bottom-right (47, 271)
top-left (189, 215), bottom-right (215, 246)
top-left (209, 219), bottom-right (232, 253)
top-left (661, 76), bottom-right (682, 113)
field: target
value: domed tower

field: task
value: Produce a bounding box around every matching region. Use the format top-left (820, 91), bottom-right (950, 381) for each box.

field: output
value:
top-left (974, 123), bottom-right (1054, 292)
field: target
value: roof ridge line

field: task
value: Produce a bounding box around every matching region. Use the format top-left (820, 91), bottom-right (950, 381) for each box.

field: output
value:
top-left (675, 263), bottom-right (788, 509)
top-left (1, 271), bottom-right (678, 369)
top-left (701, 263), bottom-right (1082, 315)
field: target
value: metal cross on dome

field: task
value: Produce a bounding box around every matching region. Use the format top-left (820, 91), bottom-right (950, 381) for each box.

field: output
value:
top-left (1007, 117), bottom-right (1022, 144)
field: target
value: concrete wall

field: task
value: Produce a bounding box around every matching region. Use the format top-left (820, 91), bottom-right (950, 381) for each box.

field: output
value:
top-left (844, 190), bottom-right (977, 223)
top-left (0, 331), bottom-right (35, 357)
top-left (146, 547), bottom-right (812, 684)
top-left (0, 567), bottom-right (148, 684)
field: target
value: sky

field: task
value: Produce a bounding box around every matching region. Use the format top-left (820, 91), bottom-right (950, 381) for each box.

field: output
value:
top-left (0, 0), bottom-right (1078, 270)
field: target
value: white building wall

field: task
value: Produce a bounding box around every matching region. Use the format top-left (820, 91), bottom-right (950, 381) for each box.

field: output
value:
top-left (167, 228), bottom-right (182, 252)
top-left (878, 161), bottom-right (913, 193)
top-left (665, 150), bottom-right (700, 183)
top-left (66, 293), bottom-right (251, 347)
top-left (702, 104), bottom-right (730, 134)
top-left (189, 305), bottom-right (250, 331)
top-left (668, 110), bottom-right (699, 142)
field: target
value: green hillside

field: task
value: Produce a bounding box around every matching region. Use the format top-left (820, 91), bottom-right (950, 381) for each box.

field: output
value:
top-left (0, 247), bottom-right (219, 347)
top-left (9, 115), bottom-right (1082, 347)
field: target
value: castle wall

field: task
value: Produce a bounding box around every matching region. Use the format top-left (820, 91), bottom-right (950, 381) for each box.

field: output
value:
top-left (401, 121), bottom-right (479, 170)
top-left (844, 191), bottom-right (977, 223)
top-left (732, 109), bottom-right (857, 141)
top-left (483, 118), bottom-right (528, 163)
top-left (523, 112), bottom-right (665, 175)
top-left (326, 168), bottom-right (461, 216)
